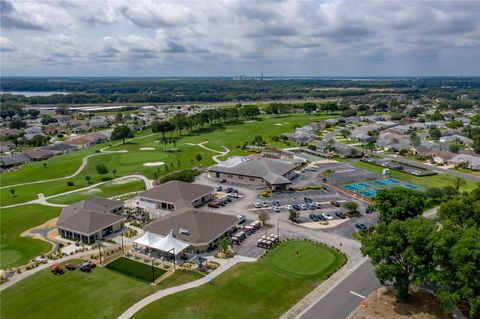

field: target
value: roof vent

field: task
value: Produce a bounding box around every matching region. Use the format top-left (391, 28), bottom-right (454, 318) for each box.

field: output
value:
top-left (179, 228), bottom-right (189, 235)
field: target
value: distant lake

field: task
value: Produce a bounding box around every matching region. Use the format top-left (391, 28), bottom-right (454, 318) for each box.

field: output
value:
top-left (0, 91), bottom-right (70, 97)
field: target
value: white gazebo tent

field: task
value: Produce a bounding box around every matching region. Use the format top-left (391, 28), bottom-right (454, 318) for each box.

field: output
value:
top-left (134, 231), bottom-right (189, 255)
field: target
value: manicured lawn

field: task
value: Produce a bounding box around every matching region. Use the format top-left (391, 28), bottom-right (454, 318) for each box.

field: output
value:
top-left (353, 161), bottom-right (477, 192)
top-left (155, 269), bottom-right (204, 290)
top-left (1, 114), bottom-right (333, 206)
top-left (106, 257), bottom-right (166, 283)
top-left (0, 260), bottom-right (205, 319)
top-left (48, 178), bottom-right (146, 204)
top-left (133, 240), bottom-right (346, 319)
top-left (0, 204), bottom-right (61, 268)
top-left (452, 167), bottom-right (480, 177)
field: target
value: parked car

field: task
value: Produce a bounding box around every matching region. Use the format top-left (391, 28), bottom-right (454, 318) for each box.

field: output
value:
top-left (306, 203), bottom-right (316, 210)
top-left (214, 186), bottom-right (223, 191)
top-left (226, 187), bottom-right (234, 193)
top-left (272, 206), bottom-right (280, 213)
top-left (220, 179), bottom-right (226, 183)
top-left (237, 215), bottom-right (246, 224)
top-left (317, 214), bottom-right (326, 221)
top-left (313, 202), bottom-right (322, 208)
top-left (300, 204), bottom-right (308, 210)
top-left (330, 200), bottom-right (340, 207)
top-left (208, 201), bottom-right (220, 208)
top-left (65, 263), bottom-right (76, 271)
top-left (322, 213), bottom-right (333, 220)
top-left (309, 213), bottom-right (319, 221)
top-left (272, 200), bottom-right (281, 206)
top-left (304, 197), bottom-right (313, 203)
top-left (355, 223), bottom-right (367, 230)
top-left (262, 201), bottom-right (268, 207)
top-left (253, 202), bottom-right (262, 208)
top-left (228, 192), bottom-right (240, 198)
top-left (335, 212), bottom-right (346, 219)
top-left (285, 204), bottom-right (293, 210)
top-left (292, 204), bottom-right (301, 210)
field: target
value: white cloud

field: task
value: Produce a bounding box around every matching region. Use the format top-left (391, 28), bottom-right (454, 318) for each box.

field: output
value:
top-left (1, 0), bottom-right (479, 76)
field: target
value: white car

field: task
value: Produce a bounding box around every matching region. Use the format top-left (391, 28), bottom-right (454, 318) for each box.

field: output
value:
top-left (272, 206), bottom-right (281, 213)
top-left (313, 202), bottom-right (322, 208)
top-left (300, 204), bottom-right (308, 210)
top-left (285, 204), bottom-right (293, 210)
top-left (253, 202), bottom-right (262, 208)
top-left (322, 213), bottom-right (333, 220)
top-left (262, 201), bottom-right (268, 207)
top-left (228, 193), bottom-right (240, 198)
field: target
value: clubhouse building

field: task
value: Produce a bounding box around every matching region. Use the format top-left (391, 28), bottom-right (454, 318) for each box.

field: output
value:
top-left (138, 181), bottom-right (214, 217)
top-left (207, 156), bottom-right (296, 190)
top-left (56, 197), bottom-right (125, 244)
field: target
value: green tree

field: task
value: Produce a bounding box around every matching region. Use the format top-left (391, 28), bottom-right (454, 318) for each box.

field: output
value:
top-left (9, 120), bottom-right (26, 129)
top-left (29, 134), bottom-right (48, 147)
top-left (115, 112), bottom-right (124, 123)
top-left (428, 126), bottom-right (442, 141)
top-left (373, 187), bottom-right (425, 224)
top-left (10, 189), bottom-right (15, 197)
top-left (303, 102), bottom-right (317, 114)
top-left (112, 169), bottom-right (117, 177)
top-left (449, 143), bottom-right (461, 153)
top-left (258, 211), bottom-right (270, 226)
top-left (453, 176), bottom-right (465, 191)
top-left (95, 163), bottom-right (109, 175)
top-left (288, 210), bottom-right (299, 223)
top-left (195, 153), bottom-right (203, 164)
top-left (361, 218), bottom-right (436, 303)
top-left (217, 237), bottom-right (231, 254)
top-left (111, 125), bottom-right (134, 144)
top-left (344, 201), bottom-right (358, 213)
top-left (85, 175), bottom-right (92, 184)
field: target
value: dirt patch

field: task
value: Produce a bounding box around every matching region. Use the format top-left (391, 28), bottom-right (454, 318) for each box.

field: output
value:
top-left (352, 287), bottom-right (452, 319)
top-left (111, 177), bottom-right (139, 185)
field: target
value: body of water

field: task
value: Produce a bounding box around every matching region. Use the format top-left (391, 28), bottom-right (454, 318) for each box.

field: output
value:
top-left (0, 91), bottom-right (70, 97)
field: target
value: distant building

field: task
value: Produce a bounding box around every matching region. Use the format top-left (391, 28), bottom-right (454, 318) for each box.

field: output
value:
top-left (0, 154), bottom-right (31, 169)
top-left (208, 156), bottom-right (296, 190)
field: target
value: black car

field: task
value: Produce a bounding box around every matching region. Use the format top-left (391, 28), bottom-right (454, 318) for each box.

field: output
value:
top-left (226, 187), bottom-right (234, 193)
top-left (335, 212), bottom-right (345, 219)
top-left (316, 214), bottom-right (326, 221)
top-left (355, 223), bottom-right (367, 230)
top-left (309, 213), bottom-right (318, 221)
top-left (304, 197), bottom-right (313, 203)
top-left (292, 204), bottom-right (301, 210)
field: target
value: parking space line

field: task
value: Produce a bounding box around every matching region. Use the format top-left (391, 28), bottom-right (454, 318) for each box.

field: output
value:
top-left (350, 291), bottom-right (366, 299)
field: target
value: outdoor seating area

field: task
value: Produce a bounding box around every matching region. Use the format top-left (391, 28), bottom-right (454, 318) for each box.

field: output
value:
top-left (257, 234), bottom-right (280, 249)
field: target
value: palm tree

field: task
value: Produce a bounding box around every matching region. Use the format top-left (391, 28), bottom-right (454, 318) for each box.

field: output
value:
top-left (217, 238), bottom-right (231, 254)
top-left (453, 177), bottom-right (466, 191)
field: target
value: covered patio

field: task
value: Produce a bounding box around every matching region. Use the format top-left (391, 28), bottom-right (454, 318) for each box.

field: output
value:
top-left (133, 231), bottom-right (190, 266)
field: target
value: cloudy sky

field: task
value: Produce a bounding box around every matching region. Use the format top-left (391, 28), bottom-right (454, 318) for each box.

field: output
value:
top-left (1, 0), bottom-right (479, 77)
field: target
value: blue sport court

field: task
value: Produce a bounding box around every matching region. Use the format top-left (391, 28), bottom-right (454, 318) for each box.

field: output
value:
top-left (342, 178), bottom-right (423, 198)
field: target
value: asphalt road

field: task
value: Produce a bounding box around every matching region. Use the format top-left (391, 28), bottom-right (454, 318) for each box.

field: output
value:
top-left (300, 260), bottom-right (380, 319)
top-left (375, 152), bottom-right (480, 182)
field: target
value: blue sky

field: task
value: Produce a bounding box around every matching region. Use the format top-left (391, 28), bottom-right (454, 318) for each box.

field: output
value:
top-left (1, 0), bottom-right (479, 77)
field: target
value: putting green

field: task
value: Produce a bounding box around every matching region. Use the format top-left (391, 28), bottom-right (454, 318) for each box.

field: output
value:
top-left (263, 241), bottom-right (338, 277)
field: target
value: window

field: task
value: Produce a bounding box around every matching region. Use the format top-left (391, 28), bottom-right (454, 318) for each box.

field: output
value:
top-left (238, 176), bottom-right (244, 180)
top-left (249, 177), bottom-right (255, 181)
top-left (227, 174), bottom-right (233, 178)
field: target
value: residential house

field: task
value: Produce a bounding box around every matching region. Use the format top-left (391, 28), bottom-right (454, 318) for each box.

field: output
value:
top-left (46, 143), bottom-right (78, 155)
top-left (65, 136), bottom-right (95, 149)
top-left (89, 119), bottom-right (109, 129)
top-left (439, 135), bottom-right (473, 145)
top-left (23, 149), bottom-right (55, 161)
top-left (448, 154), bottom-right (480, 170)
top-left (25, 126), bottom-right (43, 135)
top-left (0, 154), bottom-right (31, 169)
top-left (0, 141), bottom-right (16, 153)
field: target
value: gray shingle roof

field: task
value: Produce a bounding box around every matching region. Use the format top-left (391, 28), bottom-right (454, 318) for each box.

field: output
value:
top-left (208, 157), bottom-right (295, 180)
top-left (0, 154), bottom-right (30, 166)
top-left (139, 181), bottom-right (213, 209)
top-left (145, 209), bottom-right (237, 245)
top-left (56, 197), bottom-right (124, 235)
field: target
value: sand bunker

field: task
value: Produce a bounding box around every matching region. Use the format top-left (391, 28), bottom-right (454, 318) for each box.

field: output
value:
top-left (186, 143), bottom-right (196, 146)
top-left (274, 123), bottom-right (283, 126)
top-left (140, 147), bottom-right (155, 150)
top-left (143, 162), bottom-right (165, 167)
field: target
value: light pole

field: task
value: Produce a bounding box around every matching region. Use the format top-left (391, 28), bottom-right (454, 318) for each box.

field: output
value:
top-left (151, 257), bottom-right (159, 283)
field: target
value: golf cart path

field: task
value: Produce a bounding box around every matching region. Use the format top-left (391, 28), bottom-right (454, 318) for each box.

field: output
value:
top-left (117, 255), bottom-right (256, 319)
top-left (197, 142), bottom-right (230, 163)
top-left (1, 175), bottom-right (154, 209)
top-left (0, 133), bottom-right (156, 190)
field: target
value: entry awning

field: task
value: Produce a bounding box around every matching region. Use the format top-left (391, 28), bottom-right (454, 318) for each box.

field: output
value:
top-left (134, 231), bottom-right (189, 254)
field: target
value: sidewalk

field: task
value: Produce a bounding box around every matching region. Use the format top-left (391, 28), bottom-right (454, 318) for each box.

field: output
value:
top-left (117, 255), bottom-right (256, 319)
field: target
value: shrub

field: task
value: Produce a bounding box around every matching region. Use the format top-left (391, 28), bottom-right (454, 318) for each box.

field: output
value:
top-left (159, 169), bottom-right (200, 183)
top-left (67, 181), bottom-right (74, 186)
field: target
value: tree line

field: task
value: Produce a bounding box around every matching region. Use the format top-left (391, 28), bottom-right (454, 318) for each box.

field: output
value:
top-left (362, 186), bottom-right (480, 317)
